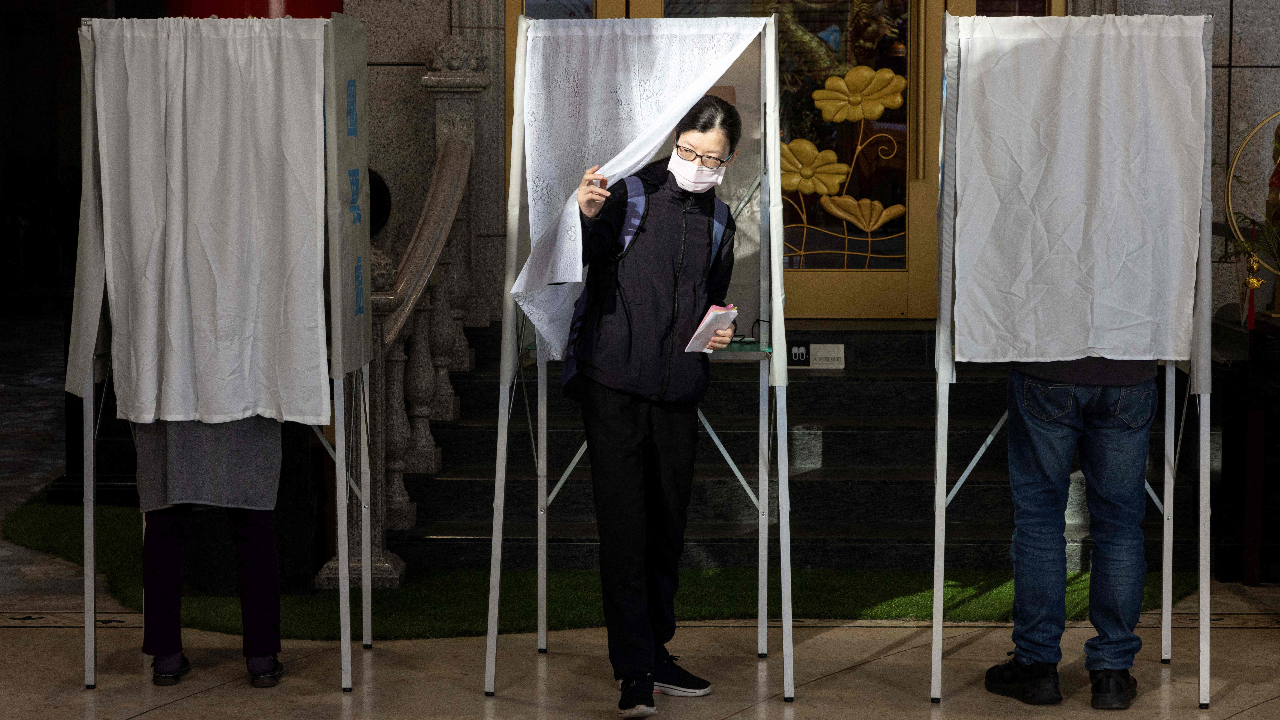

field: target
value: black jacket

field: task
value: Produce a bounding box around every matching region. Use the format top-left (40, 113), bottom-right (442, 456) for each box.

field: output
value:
top-left (562, 159), bottom-right (736, 404)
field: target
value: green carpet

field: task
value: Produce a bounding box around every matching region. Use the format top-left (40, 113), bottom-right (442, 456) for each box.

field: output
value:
top-left (3, 492), bottom-right (1196, 641)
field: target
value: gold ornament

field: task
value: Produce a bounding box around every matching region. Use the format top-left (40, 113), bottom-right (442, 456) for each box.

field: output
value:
top-left (812, 66), bottom-right (906, 124)
top-left (780, 139), bottom-right (850, 195)
top-left (819, 196), bottom-right (906, 232)
top-left (1226, 109), bottom-right (1280, 279)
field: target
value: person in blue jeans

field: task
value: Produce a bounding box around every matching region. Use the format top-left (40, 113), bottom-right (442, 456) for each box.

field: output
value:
top-left (986, 358), bottom-right (1156, 711)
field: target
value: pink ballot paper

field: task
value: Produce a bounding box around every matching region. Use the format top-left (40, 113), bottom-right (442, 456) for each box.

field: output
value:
top-left (685, 305), bottom-right (738, 353)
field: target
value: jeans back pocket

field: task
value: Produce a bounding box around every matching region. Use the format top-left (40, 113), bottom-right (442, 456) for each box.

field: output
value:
top-left (1022, 377), bottom-right (1074, 422)
top-left (1113, 385), bottom-right (1155, 429)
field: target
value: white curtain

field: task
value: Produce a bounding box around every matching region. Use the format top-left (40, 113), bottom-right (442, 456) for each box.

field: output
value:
top-left (949, 15), bottom-right (1208, 363)
top-left (75, 18), bottom-right (330, 424)
top-left (512, 17), bottom-right (767, 358)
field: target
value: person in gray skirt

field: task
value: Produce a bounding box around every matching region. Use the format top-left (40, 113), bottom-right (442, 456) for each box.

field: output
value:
top-left (134, 415), bottom-right (286, 688)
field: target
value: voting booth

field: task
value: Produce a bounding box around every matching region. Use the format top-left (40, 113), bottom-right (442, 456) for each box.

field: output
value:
top-left (68, 15), bottom-right (373, 692)
top-left (932, 14), bottom-right (1215, 707)
top-left (487, 14), bottom-right (799, 700)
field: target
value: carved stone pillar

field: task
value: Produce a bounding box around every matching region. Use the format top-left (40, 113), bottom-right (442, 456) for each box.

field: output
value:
top-left (404, 302), bottom-right (443, 472)
top-left (451, 0), bottom-right (506, 325)
top-left (314, 327), bottom-right (406, 589)
top-left (383, 334), bottom-right (416, 530)
top-left (428, 283), bottom-right (462, 421)
top-left (422, 33), bottom-right (489, 335)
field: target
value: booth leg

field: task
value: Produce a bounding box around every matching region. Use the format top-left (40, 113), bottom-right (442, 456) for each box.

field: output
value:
top-left (83, 373), bottom-right (96, 690)
top-left (757, 359), bottom-right (769, 659)
top-left (485, 380), bottom-right (513, 696)
top-left (335, 376), bottom-right (353, 691)
top-left (360, 365), bottom-right (373, 650)
top-left (930, 380), bottom-right (950, 703)
top-left (1198, 394), bottom-right (1211, 709)
top-left (488, 14), bottom-right (526, 695)
top-left (775, 385), bottom-right (794, 701)
top-left (1161, 364), bottom-right (1175, 663)
top-left (536, 340), bottom-right (548, 654)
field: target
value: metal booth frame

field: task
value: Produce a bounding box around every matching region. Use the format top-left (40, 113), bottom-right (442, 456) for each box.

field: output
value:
top-left (73, 14), bottom-right (374, 694)
top-left (484, 13), bottom-right (798, 703)
top-left (929, 14), bottom-right (1216, 709)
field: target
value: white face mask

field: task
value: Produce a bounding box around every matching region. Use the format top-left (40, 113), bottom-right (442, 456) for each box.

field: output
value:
top-left (667, 147), bottom-right (727, 193)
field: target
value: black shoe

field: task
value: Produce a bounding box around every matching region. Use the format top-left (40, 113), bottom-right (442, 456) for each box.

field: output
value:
top-left (151, 654), bottom-right (191, 687)
top-left (249, 656), bottom-right (286, 688)
top-left (653, 655), bottom-right (712, 697)
top-left (1091, 669), bottom-right (1138, 710)
top-left (984, 652), bottom-right (1062, 705)
top-left (618, 674), bottom-right (658, 718)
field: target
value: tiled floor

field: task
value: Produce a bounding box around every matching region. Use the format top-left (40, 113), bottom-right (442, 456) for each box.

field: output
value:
top-left (2, 314), bottom-right (1279, 718)
top-left (4, 587), bottom-right (1278, 720)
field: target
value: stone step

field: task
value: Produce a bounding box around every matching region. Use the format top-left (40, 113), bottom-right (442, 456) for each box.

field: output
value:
top-left (449, 362), bottom-right (1010, 422)
top-left (386, 519), bottom-right (1202, 572)
top-left (429, 413), bottom-right (1013, 471)
top-left (428, 412), bottom-right (1184, 475)
top-left (405, 465), bottom-right (1203, 529)
top-left (461, 320), bottom-right (944, 373)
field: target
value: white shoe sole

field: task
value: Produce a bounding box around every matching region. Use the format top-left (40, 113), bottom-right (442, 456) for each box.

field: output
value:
top-left (619, 705), bottom-right (659, 718)
top-left (654, 683), bottom-right (712, 698)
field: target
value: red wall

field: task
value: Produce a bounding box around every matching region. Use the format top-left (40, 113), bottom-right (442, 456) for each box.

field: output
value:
top-left (165, 0), bottom-right (342, 18)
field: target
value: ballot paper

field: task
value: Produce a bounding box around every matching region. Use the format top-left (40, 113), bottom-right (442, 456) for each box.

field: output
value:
top-left (686, 305), bottom-right (738, 353)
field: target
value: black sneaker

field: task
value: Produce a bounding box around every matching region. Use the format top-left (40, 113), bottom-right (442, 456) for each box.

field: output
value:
top-left (249, 656), bottom-right (286, 688)
top-left (1091, 669), bottom-right (1138, 710)
top-left (618, 674), bottom-right (657, 718)
top-left (151, 654), bottom-right (190, 687)
top-left (653, 655), bottom-right (712, 697)
top-left (984, 652), bottom-right (1062, 705)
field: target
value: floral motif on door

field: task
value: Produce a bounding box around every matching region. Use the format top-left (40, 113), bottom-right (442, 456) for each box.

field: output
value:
top-left (770, 0), bottom-right (911, 270)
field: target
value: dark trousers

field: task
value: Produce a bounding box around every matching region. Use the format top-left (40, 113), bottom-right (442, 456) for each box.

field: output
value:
top-left (580, 378), bottom-right (699, 680)
top-left (141, 505), bottom-right (282, 658)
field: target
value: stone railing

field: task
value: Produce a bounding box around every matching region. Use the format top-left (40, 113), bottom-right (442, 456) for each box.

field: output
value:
top-left (315, 35), bottom-right (489, 589)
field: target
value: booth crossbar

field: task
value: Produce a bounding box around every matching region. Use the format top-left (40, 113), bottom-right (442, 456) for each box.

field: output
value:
top-left (78, 368), bottom-right (374, 692)
top-left (931, 368), bottom-right (1198, 702)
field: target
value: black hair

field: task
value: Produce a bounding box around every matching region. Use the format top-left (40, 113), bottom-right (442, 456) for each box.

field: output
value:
top-left (674, 95), bottom-right (742, 157)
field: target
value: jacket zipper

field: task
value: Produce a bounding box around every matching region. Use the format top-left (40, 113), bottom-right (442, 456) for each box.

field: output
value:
top-left (661, 201), bottom-right (691, 400)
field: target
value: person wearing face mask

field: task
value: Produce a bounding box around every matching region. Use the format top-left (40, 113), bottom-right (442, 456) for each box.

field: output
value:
top-left (564, 94), bottom-right (740, 718)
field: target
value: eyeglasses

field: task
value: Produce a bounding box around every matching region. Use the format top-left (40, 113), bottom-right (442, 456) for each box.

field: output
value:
top-left (675, 144), bottom-right (731, 169)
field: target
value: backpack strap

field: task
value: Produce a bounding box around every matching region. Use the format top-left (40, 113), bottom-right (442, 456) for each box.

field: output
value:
top-left (710, 198), bottom-right (729, 267)
top-left (619, 175), bottom-right (647, 253)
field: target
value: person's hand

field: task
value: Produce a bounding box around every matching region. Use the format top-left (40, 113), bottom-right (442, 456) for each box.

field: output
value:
top-left (577, 165), bottom-right (610, 218)
top-left (706, 324), bottom-right (735, 351)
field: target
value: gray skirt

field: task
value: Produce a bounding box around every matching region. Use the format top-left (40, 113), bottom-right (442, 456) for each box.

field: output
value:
top-left (133, 416), bottom-right (282, 513)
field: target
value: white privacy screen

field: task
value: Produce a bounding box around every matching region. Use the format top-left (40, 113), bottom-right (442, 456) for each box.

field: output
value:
top-left (511, 17), bottom-right (767, 358)
top-left (80, 18), bottom-right (330, 423)
top-left (949, 15), bottom-right (1208, 363)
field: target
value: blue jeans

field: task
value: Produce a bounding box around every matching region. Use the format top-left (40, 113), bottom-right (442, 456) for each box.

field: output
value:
top-left (1007, 370), bottom-right (1155, 670)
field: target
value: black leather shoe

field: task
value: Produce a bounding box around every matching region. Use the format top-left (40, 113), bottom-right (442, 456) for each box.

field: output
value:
top-left (984, 652), bottom-right (1062, 705)
top-left (249, 656), bottom-right (286, 688)
top-left (1091, 668), bottom-right (1138, 710)
top-left (618, 674), bottom-right (657, 718)
top-left (151, 654), bottom-right (191, 687)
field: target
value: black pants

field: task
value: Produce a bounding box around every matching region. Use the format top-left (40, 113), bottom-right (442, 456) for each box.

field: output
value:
top-left (580, 378), bottom-right (699, 680)
top-left (141, 505), bottom-right (282, 658)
